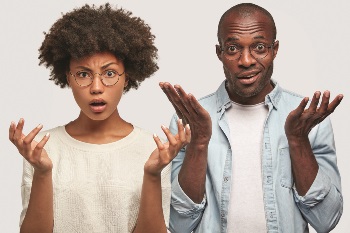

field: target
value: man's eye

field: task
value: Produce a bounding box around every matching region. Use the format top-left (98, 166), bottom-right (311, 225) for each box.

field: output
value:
top-left (226, 45), bottom-right (239, 54)
top-left (103, 70), bottom-right (116, 78)
top-left (254, 43), bottom-right (267, 52)
top-left (77, 71), bottom-right (91, 78)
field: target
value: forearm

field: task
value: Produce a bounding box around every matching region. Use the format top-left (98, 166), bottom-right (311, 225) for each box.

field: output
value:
top-left (178, 143), bottom-right (208, 203)
top-left (288, 137), bottom-right (318, 196)
top-left (293, 169), bottom-right (343, 232)
top-left (21, 170), bottom-right (53, 233)
top-left (134, 173), bottom-right (167, 233)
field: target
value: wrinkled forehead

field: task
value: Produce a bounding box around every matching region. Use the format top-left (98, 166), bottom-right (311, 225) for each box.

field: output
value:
top-left (219, 12), bottom-right (275, 43)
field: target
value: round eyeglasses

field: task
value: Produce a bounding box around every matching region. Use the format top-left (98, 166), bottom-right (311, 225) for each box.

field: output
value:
top-left (69, 69), bottom-right (125, 87)
top-left (220, 42), bottom-right (275, 61)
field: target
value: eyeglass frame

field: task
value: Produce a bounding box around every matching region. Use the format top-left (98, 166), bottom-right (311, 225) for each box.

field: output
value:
top-left (219, 41), bottom-right (276, 61)
top-left (69, 69), bottom-right (125, 87)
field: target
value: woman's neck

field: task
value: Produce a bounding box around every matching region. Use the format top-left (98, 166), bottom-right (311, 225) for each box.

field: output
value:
top-left (65, 110), bottom-right (133, 144)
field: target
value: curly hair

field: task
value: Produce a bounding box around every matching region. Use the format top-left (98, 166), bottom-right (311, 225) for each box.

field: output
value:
top-left (39, 3), bottom-right (158, 92)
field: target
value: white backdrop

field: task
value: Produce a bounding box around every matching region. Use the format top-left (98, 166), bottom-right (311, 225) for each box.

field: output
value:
top-left (1, 1), bottom-right (349, 232)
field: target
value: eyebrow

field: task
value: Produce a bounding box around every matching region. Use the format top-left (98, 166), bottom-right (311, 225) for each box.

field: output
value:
top-left (253, 35), bottom-right (266, 40)
top-left (224, 35), bottom-right (267, 44)
top-left (74, 62), bottom-right (119, 71)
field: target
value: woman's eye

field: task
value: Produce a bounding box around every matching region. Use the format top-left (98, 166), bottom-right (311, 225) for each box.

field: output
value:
top-left (104, 70), bottom-right (116, 78)
top-left (77, 71), bottom-right (90, 78)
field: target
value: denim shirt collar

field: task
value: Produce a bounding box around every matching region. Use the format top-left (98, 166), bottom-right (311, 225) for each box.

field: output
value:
top-left (216, 79), bottom-right (282, 114)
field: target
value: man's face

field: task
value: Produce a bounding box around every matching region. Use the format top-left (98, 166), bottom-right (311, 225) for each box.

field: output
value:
top-left (216, 12), bottom-right (279, 105)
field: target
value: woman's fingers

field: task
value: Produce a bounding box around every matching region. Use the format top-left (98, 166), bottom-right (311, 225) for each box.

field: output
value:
top-left (161, 125), bottom-right (177, 149)
top-left (185, 124), bottom-right (191, 143)
top-left (13, 118), bottom-right (25, 146)
top-left (9, 121), bottom-right (16, 142)
top-left (153, 133), bottom-right (165, 151)
top-left (32, 133), bottom-right (50, 162)
top-left (23, 124), bottom-right (44, 154)
top-left (177, 119), bottom-right (186, 144)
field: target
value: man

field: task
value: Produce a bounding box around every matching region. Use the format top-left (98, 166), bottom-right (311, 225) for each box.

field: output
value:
top-left (160, 3), bottom-right (343, 233)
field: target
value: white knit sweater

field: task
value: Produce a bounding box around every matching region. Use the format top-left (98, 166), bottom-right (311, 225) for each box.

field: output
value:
top-left (20, 126), bottom-right (171, 233)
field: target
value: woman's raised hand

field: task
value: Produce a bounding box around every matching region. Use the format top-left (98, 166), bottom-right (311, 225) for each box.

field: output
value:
top-left (145, 119), bottom-right (191, 176)
top-left (9, 118), bottom-right (52, 174)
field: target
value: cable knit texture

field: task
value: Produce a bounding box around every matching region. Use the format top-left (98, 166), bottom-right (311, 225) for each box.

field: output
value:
top-left (20, 126), bottom-right (171, 233)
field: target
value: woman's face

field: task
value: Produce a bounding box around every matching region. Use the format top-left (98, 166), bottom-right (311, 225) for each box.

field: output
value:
top-left (67, 52), bottom-right (127, 121)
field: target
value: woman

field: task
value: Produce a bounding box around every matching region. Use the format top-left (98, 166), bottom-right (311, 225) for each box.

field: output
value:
top-left (9, 4), bottom-right (189, 233)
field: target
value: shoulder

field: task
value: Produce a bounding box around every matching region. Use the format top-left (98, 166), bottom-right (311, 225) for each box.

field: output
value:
top-left (35, 125), bottom-right (64, 142)
top-left (131, 126), bottom-right (156, 148)
top-left (133, 126), bottom-right (154, 140)
top-left (278, 86), bottom-right (305, 110)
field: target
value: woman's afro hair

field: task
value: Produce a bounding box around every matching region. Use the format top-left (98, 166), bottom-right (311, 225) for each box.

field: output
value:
top-left (39, 3), bottom-right (158, 92)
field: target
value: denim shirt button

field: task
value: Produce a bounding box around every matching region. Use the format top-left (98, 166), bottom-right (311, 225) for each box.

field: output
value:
top-left (224, 177), bottom-right (229, 182)
top-left (267, 176), bottom-right (272, 184)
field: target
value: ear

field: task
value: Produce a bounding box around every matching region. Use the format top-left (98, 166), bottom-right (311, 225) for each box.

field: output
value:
top-left (216, 44), bottom-right (223, 61)
top-left (272, 40), bottom-right (279, 59)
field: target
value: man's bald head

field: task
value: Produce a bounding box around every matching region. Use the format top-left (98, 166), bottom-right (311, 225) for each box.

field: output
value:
top-left (217, 3), bottom-right (277, 43)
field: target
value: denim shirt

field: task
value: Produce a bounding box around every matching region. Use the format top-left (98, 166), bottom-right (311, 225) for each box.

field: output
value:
top-left (169, 81), bottom-right (343, 233)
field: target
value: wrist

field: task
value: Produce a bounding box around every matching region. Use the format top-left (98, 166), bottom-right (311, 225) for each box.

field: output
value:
top-left (34, 169), bottom-right (53, 178)
top-left (189, 140), bottom-right (210, 148)
top-left (287, 135), bottom-right (310, 147)
top-left (143, 172), bottom-right (162, 182)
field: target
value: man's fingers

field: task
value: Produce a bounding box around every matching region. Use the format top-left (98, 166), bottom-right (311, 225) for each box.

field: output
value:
top-left (327, 94), bottom-right (343, 114)
top-left (188, 93), bottom-right (211, 118)
top-left (294, 97), bottom-right (309, 117)
top-left (174, 85), bottom-right (197, 116)
top-left (160, 83), bottom-right (190, 123)
top-left (318, 91), bottom-right (330, 114)
top-left (308, 91), bottom-right (321, 112)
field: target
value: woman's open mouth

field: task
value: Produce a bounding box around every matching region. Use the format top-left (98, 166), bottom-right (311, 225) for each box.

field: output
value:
top-left (89, 99), bottom-right (107, 113)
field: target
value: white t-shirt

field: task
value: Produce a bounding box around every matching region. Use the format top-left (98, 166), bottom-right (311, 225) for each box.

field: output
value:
top-left (20, 126), bottom-right (171, 233)
top-left (226, 101), bottom-right (268, 233)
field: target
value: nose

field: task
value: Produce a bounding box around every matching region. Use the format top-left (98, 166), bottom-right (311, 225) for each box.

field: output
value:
top-left (238, 48), bottom-right (257, 68)
top-left (90, 74), bottom-right (104, 94)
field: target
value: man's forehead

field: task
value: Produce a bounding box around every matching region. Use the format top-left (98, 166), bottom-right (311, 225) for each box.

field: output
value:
top-left (220, 13), bottom-right (274, 40)
top-left (223, 11), bottom-right (272, 27)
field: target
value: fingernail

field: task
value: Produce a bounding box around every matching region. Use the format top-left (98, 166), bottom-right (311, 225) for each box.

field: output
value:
top-left (185, 124), bottom-right (190, 130)
top-left (37, 124), bottom-right (43, 129)
top-left (10, 121), bottom-right (15, 127)
top-left (153, 133), bottom-right (158, 138)
top-left (315, 92), bottom-right (321, 98)
top-left (178, 119), bottom-right (183, 125)
top-left (161, 125), bottom-right (166, 129)
top-left (45, 132), bottom-right (50, 137)
top-left (339, 95), bottom-right (344, 101)
top-left (324, 91), bottom-right (330, 98)
top-left (19, 118), bottom-right (23, 124)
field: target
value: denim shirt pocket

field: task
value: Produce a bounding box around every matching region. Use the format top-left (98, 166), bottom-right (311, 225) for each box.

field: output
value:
top-left (279, 147), bottom-right (294, 188)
